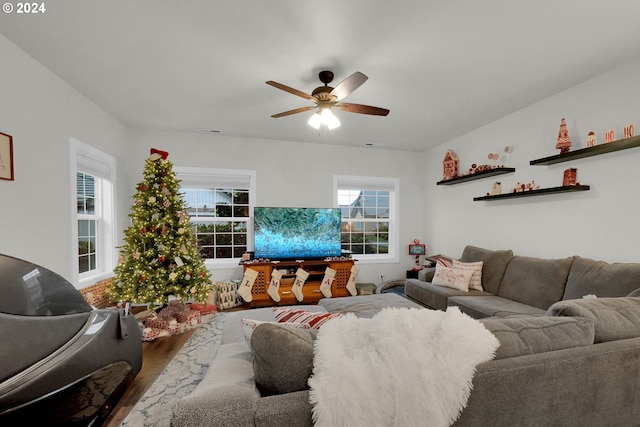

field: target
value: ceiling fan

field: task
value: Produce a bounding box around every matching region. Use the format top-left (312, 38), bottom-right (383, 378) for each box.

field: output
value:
top-left (266, 70), bottom-right (390, 130)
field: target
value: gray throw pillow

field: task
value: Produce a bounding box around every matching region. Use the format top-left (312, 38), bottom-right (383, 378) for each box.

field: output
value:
top-left (480, 316), bottom-right (595, 359)
top-left (459, 245), bottom-right (513, 294)
top-left (546, 297), bottom-right (640, 343)
top-left (251, 322), bottom-right (316, 395)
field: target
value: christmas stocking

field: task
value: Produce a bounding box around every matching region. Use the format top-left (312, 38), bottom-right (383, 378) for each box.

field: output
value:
top-left (267, 269), bottom-right (282, 302)
top-left (291, 268), bottom-right (310, 302)
top-left (346, 265), bottom-right (359, 296)
top-left (320, 267), bottom-right (336, 298)
top-left (238, 268), bottom-right (259, 303)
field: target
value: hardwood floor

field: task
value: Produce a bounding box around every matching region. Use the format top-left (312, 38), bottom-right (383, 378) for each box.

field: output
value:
top-left (103, 329), bottom-right (196, 426)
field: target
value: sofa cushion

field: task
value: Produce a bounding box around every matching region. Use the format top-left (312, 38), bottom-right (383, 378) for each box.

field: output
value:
top-left (241, 318), bottom-right (309, 349)
top-left (432, 264), bottom-right (474, 291)
top-left (272, 307), bottom-right (342, 329)
top-left (459, 245), bottom-right (513, 294)
top-left (221, 305), bottom-right (326, 345)
top-left (406, 279), bottom-right (489, 311)
top-left (563, 256), bottom-right (640, 300)
top-left (318, 293), bottom-right (424, 318)
top-left (480, 316), bottom-right (595, 359)
top-left (546, 297), bottom-right (640, 343)
top-left (497, 256), bottom-right (573, 310)
top-left (448, 295), bottom-right (546, 319)
top-left (452, 259), bottom-right (484, 291)
top-left (251, 323), bottom-right (316, 395)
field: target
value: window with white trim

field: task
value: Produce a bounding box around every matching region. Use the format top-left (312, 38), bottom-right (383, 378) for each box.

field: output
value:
top-left (175, 167), bottom-right (256, 264)
top-left (334, 175), bottom-right (399, 263)
top-left (71, 139), bottom-right (116, 286)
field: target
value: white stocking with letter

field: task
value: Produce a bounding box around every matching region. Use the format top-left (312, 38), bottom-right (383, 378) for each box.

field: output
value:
top-left (346, 265), bottom-right (359, 296)
top-left (267, 269), bottom-right (282, 302)
top-left (320, 267), bottom-right (336, 298)
top-left (238, 268), bottom-right (259, 303)
top-left (291, 268), bottom-right (310, 302)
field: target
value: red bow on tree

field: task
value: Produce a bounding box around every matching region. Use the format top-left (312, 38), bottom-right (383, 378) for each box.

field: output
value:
top-left (149, 148), bottom-right (169, 160)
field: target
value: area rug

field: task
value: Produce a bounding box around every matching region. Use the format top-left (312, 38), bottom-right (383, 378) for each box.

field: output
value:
top-left (121, 312), bottom-right (226, 426)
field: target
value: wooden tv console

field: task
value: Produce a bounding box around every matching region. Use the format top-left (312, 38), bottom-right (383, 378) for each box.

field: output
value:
top-left (240, 258), bottom-right (356, 307)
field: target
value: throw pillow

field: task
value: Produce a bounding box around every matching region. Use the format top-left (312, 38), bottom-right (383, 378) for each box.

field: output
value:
top-left (431, 263), bottom-right (474, 292)
top-left (272, 307), bottom-right (342, 329)
top-left (241, 318), bottom-right (309, 349)
top-left (452, 259), bottom-right (484, 291)
top-left (251, 322), bottom-right (316, 395)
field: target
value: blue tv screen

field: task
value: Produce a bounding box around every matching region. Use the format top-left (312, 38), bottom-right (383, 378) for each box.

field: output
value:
top-left (253, 207), bottom-right (342, 260)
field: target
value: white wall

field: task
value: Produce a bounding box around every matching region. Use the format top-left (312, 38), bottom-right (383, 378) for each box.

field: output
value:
top-left (0, 35), bottom-right (130, 284)
top-left (127, 129), bottom-right (426, 284)
top-left (423, 59), bottom-right (640, 263)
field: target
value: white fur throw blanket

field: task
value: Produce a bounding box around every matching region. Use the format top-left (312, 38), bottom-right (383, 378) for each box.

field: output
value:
top-left (308, 307), bottom-right (499, 427)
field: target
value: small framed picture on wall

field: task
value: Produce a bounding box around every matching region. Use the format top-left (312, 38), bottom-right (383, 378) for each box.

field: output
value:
top-left (408, 244), bottom-right (426, 255)
top-left (0, 132), bottom-right (14, 181)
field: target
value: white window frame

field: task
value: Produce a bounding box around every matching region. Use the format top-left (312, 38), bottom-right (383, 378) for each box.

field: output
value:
top-left (70, 138), bottom-right (117, 288)
top-left (333, 175), bottom-right (400, 264)
top-left (175, 166), bottom-right (256, 269)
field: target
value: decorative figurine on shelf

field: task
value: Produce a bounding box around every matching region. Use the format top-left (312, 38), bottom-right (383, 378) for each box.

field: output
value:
top-left (512, 180), bottom-right (540, 193)
top-left (442, 149), bottom-right (459, 180)
top-left (563, 168), bottom-right (577, 186)
top-left (556, 118), bottom-right (572, 154)
top-left (468, 163), bottom-right (492, 175)
top-left (623, 123), bottom-right (635, 139)
top-left (605, 128), bottom-right (615, 143)
top-left (585, 131), bottom-right (597, 148)
top-left (492, 181), bottom-right (502, 195)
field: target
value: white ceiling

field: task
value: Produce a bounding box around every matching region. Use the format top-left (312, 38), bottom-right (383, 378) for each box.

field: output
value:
top-left (2, 0), bottom-right (640, 151)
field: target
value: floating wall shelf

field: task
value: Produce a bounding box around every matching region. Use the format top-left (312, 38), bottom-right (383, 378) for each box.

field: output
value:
top-left (473, 184), bottom-right (590, 201)
top-left (530, 135), bottom-right (640, 166)
top-left (436, 167), bottom-right (516, 185)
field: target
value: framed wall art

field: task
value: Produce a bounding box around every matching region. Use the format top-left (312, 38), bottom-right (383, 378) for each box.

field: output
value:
top-left (0, 132), bottom-right (14, 181)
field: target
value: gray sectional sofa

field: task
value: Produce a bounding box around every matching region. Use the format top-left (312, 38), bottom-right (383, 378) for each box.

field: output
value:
top-left (405, 245), bottom-right (640, 317)
top-left (171, 290), bottom-right (640, 427)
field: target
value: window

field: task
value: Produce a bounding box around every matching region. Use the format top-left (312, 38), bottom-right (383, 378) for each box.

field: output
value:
top-left (77, 172), bottom-right (98, 273)
top-left (175, 167), bottom-right (256, 265)
top-left (334, 175), bottom-right (399, 263)
top-left (71, 139), bottom-right (116, 286)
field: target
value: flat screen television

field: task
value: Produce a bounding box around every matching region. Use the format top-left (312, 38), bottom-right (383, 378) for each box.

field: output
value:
top-left (253, 207), bottom-right (342, 260)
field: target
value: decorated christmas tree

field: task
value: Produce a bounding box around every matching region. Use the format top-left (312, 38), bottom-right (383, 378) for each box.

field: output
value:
top-left (107, 148), bottom-right (211, 308)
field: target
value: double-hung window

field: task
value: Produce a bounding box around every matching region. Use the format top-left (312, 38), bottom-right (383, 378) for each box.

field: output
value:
top-left (175, 167), bottom-right (256, 266)
top-left (334, 175), bottom-right (399, 263)
top-left (71, 139), bottom-right (116, 286)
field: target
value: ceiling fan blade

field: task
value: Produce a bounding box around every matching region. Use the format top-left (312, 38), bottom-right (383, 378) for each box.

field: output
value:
top-left (329, 72), bottom-right (368, 101)
top-left (271, 106), bottom-right (316, 118)
top-left (336, 102), bottom-right (390, 116)
top-left (266, 81), bottom-right (315, 101)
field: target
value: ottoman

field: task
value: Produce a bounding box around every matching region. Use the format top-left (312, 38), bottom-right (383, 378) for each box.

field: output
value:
top-left (318, 293), bottom-right (425, 318)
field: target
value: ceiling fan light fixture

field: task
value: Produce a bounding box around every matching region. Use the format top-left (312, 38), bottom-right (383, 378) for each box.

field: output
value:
top-left (307, 112), bottom-right (322, 129)
top-left (321, 107), bottom-right (341, 130)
